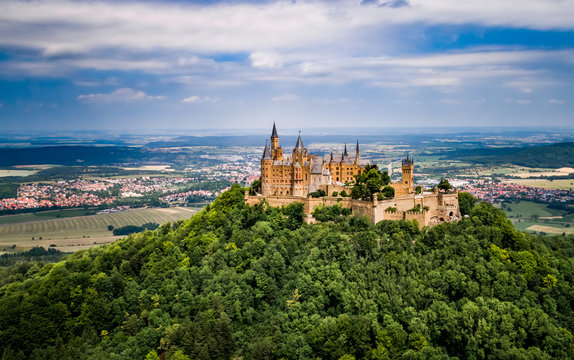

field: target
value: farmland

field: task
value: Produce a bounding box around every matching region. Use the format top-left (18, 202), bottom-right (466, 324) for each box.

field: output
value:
top-left (0, 207), bottom-right (198, 254)
top-left (502, 200), bottom-right (574, 234)
top-left (503, 179), bottom-right (574, 191)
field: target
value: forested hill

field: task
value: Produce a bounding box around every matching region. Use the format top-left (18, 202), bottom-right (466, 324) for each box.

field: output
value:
top-left (1, 185), bottom-right (574, 359)
top-left (444, 141), bottom-right (574, 168)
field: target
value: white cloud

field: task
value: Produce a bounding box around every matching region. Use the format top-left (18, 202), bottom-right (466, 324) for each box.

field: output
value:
top-left (272, 94), bottom-right (299, 102)
top-left (548, 99), bottom-right (565, 105)
top-left (2, 0), bottom-right (573, 58)
top-left (77, 88), bottom-right (164, 103)
top-left (181, 96), bottom-right (218, 104)
top-left (506, 98), bottom-right (531, 105)
top-left (250, 52), bottom-right (283, 69)
top-left (314, 98), bottom-right (350, 104)
top-left (439, 98), bottom-right (459, 104)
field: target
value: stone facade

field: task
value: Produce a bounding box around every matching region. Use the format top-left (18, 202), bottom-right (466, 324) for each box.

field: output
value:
top-left (261, 123), bottom-right (370, 197)
top-left (250, 124), bottom-right (461, 227)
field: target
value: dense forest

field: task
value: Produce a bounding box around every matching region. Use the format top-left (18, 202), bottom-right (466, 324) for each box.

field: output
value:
top-left (442, 142), bottom-right (574, 168)
top-left (1, 185), bottom-right (574, 359)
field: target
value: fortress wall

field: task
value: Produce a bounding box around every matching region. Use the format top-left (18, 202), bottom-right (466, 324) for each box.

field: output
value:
top-left (440, 193), bottom-right (459, 208)
top-left (393, 196), bottom-right (418, 211)
top-left (319, 184), bottom-right (349, 196)
top-left (404, 211), bottom-right (430, 228)
top-left (379, 211), bottom-right (405, 222)
top-left (246, 190), bottom-right (458, 228)
top-left (351, 201), bottom-right (374, 219)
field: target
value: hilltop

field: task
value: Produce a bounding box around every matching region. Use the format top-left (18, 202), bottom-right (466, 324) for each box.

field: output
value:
top-left (1, 185), bottom-right (573, 359)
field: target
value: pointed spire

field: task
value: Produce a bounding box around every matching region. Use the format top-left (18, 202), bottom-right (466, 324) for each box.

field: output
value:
top-left (356, 139), bottom-right (359, 153)
top-left (261, 140), bottom-right (271, 160)
top-left (271, 122), bottom-right (278, 138)
top-left (330, 152), bottom-right (334, 162)
top-left (295, 131), bottom-right (304, 149)
top-left (402, 151), bottom-right (413, 166)
top-left (343, 143), bottom-right (348, 157)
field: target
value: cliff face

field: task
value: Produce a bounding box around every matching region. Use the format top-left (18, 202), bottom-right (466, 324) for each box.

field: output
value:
top-left (1, 185), bottom-right (573, 359)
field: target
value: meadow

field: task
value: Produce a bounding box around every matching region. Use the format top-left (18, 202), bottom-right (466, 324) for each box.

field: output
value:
top-left (504, 178), bottom-right (574, 191)
top-left (0, 207), bottom-right (198, 253)
top-left (503, 200), bottom-right (574, 234)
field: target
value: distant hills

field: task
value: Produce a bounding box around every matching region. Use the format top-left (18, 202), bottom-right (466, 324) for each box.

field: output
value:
top-left (443, 142), bottom-right (574, 168)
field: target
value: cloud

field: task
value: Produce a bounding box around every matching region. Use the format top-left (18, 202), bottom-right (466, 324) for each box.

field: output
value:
top-left (250, 52), bottom-right (283, 69)
top-left (369, 0), bottom-right (410, 8)
top-left (1, 0), bottom-right (574, 60)
top-left (272, 94), bottom-right (299, 102)
top-left (548, 99), bottom-right (565, 105)
top-left (506, 98), bottom-right (531, 105)
top-left (314, 98), bottom-right (350, 104)
top-left (77, 88), bottom-right (164, 103)
top-left (181, 96), bottom-right (218, 104)
top-left (439, 98), bottom-right (459, 104)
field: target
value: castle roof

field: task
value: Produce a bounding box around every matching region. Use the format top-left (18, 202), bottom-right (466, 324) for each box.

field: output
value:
top-left (295, 132), bottom-right (304, 149)
top-left (261, 142), bottom-right (271, 160)
top-left (402, 153), bottom-right (414, 166)
top-left (311, 159), bottom-right (324, 174)
top-left (271, 122), bottom-right (278, 138)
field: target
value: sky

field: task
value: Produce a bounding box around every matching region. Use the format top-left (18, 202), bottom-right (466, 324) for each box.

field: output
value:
top-left (0, 0), bottom-right (573, 131)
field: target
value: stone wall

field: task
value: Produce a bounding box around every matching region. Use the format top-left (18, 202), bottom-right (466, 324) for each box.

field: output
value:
top-left (245, 188), bottom-right (459, 228)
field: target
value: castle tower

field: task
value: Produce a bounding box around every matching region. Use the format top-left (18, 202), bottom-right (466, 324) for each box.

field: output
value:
top-left (402, 153), bottom-right (414, 188)
top-left (261, 141), bottom-right (273, 195)
top-left (270, 122), bottom-right (279, 151)
top-left (270, 122), bottom-right (283, 160)
top-left (293, 132), bottom-right (307, 165)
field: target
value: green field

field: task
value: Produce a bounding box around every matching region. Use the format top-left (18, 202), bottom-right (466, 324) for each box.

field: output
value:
top-left (0, 169), bottom-right (38, 177)
top-left (503, 200), bottom-right (574, 234)
top-left (504, 179), bottom-right (574, 191)
top-left (0, 207), bottom-right (199, 253)
top-left (0, 208), bottom-right (98, 225)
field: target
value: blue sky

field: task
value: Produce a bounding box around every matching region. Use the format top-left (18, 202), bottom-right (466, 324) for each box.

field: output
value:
top-left (0, 0), bottom-right (573, 131)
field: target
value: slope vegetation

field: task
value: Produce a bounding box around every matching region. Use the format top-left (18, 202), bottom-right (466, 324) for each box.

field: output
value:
top-left (1, 185), bottom-right (573, 359)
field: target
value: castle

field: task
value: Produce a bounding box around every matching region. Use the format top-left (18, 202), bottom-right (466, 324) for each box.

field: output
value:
top-left (260, 123), bottom-right (370, 197)
top-left (246, 124), bottom-right (460, 227)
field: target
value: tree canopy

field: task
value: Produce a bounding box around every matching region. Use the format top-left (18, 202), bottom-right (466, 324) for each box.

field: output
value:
top-left (1, 184), bottom-right (574, 359)
top-left (351, 165), bottom-right (391, 200)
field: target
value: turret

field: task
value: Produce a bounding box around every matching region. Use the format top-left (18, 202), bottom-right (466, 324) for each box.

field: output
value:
top-left (270, 122), bottom-right (279, 151)
top-left (260, 141), bottom-right (273, 195)
top-left (270, 122), bottom-right (283, 160)
top-left (293, 131), bottom-right (307, 165)
top-left (355, 140), bottom-right (359, 165)
top-left (401, 153), bottom-right (414, 188)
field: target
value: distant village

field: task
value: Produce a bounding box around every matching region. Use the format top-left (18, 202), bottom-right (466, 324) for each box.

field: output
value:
top-left (459, 178), bottom-right (574, 204)
top-left (0, 141), bottom-right (572, 215)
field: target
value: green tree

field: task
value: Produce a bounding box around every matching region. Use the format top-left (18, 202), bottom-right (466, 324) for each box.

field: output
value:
top-left (437, 179), bottom-right (452, 192)
top-left (458, 192), bottom-right (478, 216)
